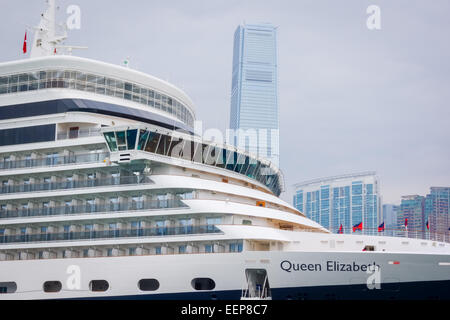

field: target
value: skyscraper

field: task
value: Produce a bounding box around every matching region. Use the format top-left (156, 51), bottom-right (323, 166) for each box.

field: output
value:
top-left (229, 23), bottom-right (279, 167)
top-left (397, 195), bottom-right (425, 239)
top-left (425, 187), bottom-right (449, 242)
top-left (382, 204), bottom-right (399, 237)
top-left (293, 172), bottom-right (380, 235)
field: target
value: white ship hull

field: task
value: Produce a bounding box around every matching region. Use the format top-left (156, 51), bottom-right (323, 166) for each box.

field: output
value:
top-left (1, 244), bottom-right (449, 300)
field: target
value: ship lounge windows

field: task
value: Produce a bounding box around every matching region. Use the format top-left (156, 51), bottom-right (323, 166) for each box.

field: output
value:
top-left (138, 279), bottom-right (160, 291)
top-left (229, 243), bottom-right (243, 252)
top-left (0, 282), bottom-right (17, 294)
top-left (191, 278), bottom-right (215, 291)
top-left (43, 281), bottom-right (62, 293)
top-left (104, 132), bottom-right (118, 152)
top-left (89, 280), bottom-right (109, 292)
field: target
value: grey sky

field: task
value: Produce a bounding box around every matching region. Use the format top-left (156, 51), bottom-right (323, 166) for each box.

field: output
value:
top-left (1, 0), bottom-right (449, 204)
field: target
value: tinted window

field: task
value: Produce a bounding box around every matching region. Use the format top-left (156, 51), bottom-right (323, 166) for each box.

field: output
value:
top-left (126, 129), bottom-right (138, 150)
top-left (0, 124), bottom-right (55, 147)
top-left (43, 281), bottom-right (62, 293)
top-left (0, 282), bottom-right (17, 294)
top-left (138, 279), bottom-right (160, 291)
top-left (89, 280), bottom-right (109, 292)
top-left (191, 278), bottom-right (215, 291)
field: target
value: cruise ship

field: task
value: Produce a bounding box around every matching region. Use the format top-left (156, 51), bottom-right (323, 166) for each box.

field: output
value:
top-left (0, 1), bottom-right (449, 300)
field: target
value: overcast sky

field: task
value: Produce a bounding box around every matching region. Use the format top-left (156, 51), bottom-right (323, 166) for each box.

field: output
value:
top-left (1, 0), bottom-right (449, 204)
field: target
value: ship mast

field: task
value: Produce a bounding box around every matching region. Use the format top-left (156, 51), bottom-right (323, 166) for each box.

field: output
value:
top-left (30, 0), bottom-right (86, 58)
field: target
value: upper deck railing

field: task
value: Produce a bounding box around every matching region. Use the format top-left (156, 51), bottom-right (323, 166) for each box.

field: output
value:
top-left (0, 151), bottom-right (108, 171)
top-left (0, 225), bottom-right (222, 245)
top-left (0, 198), bottom-right (187, 220)
top-left (0, 175), bottom-right (153, 195)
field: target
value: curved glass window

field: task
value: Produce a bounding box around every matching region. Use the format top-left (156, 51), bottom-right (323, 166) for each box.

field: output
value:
top-left (103, 129), bottom-right (283, 196)
top-left (191, 278), bottom-right (215, 291)
top-left (0, 69), bottom-right (194, 127)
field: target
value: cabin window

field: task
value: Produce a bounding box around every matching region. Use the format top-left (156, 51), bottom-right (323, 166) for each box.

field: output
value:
top-left (0, 282), bottom-right (17, 294)
top-left (43, 281), bottom-right (62, 293)
top-left (89, 280), bottom-right (109, 292)
top-left (363, 245), bottom-right (375, 251)
top-left (191, 278), bottom-right (215, 291)
top-left (138, 279), bottom-right (160, 291)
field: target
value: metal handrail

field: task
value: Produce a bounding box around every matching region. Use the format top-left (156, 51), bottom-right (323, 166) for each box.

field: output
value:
top-left (0, 152), bottom-right (109, 171)
top-left (0, 225), bottom-right (222, 244)
top-left (0, 175), bottom-right (153, 195)
top-left (0, 199), bottom-right (187, 220)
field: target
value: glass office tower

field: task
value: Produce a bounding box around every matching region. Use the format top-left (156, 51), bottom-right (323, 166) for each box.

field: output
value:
top-left (229, 23), bottom-right (279, 167)
top-left (382, 204), bottom-right (399, 237)
top-left (425, 187), bottom-right (449, 242)
top-left (293, 172), bottom-right (380, 235)
top-left (397, 195), bottom-right (425, 239)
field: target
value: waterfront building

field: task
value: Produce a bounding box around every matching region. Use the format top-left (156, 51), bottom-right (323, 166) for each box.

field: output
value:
top-left (397, 195), bottom-right (425, 239)
top-left (293, 172), bottom-right (380, 235)
top-left (382, 204), bottom-right (399, 237)
top-left (425, 187), bottom-right (449, 242)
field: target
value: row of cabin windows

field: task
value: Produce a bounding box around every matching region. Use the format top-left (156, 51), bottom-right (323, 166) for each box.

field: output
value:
top-left (1, 172), bottom-right (121, 191)
top-left (0, 192), bottom-right (193, 218)
top-left (0, 151), bottom-right (109, 172)
top-left (0, 69), bottom-right (194, 127)
top-left (0, 217), bottom-right (221, 239)
top-left (0, 278), bottom-right (215, 294)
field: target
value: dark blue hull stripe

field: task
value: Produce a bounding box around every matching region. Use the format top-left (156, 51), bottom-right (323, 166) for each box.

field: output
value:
top-left (78, 280), bottom-right (450, 300)
top-left (0, 99), bottom-right (193, 133)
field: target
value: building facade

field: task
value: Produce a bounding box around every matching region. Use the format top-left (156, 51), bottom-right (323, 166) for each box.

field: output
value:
top-left (229, 23), bottom-right (279, 167)
top-left (397, 195), bottom-right (425, 239)
top-left (382, 204), bottom-right (399, 237)
top-left (425, 187), bottom-right (449, 242)
top-left (293, 172), bottom-right (380, 235)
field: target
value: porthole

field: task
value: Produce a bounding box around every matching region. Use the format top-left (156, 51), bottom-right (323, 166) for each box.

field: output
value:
top-left (0, 282), bottom-right (17, 294)
top-left (138, 279), bottom-right (160, 291)
top-left (191, 278), bottom-right (215, 291)
top-left (89, 280), bottom-right (109, 292)
top-left (43, 281), bottom-right (62, 293)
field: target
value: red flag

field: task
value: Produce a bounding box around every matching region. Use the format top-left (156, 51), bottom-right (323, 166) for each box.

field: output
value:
top-left (378, 222), bottom-right (385, 232)
top-left (23, 31), bottom-right (27, 54)
top-left (54, 48), bottom-right (57, 55)
top-left (404, 218), bottom-right (408, 228)
top-left (426, 220), bottom-right (429, 230)
top-left (352, 222), bottom-right (363, 232)
top-left (338, 224), bottom-right (343, 234)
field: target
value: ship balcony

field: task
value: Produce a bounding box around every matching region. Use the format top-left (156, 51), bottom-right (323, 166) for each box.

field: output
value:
top-left (0, 174), bottom-right (153, 195)
top-left (0, 198), bottom-right (187, 220)
top-left (0, 152), bottom-right (109, 171)
top-left (0, 225), bottom-right (222, 245)
top-left (56, 127), bottom-right (102, 140)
